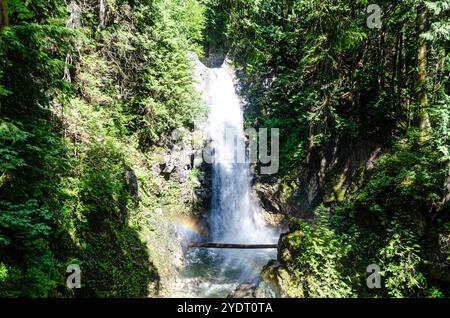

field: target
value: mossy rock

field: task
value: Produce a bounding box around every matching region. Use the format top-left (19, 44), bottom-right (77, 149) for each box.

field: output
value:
top-left (260, 260), bottom-right (297, 298)
top-left (277, 230), bottom-right (304, 265)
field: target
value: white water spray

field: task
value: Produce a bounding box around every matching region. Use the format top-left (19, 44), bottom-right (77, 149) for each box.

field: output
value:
top-left (205, 63), bottom-right (276, 245)
top-left (172, 58), bottom-right (278, 297)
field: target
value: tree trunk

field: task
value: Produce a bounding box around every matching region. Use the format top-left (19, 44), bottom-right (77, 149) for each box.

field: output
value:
top-left (398, 32), bottom-right (404, 111)
top-left (417, 2), bottom-right (432, 138)
top-left (392, 32), bottom-right (401, 99)
top-left (380, 32), bottom-right (386, 89)
top-left (63, 1), bottom-right (81, 83)
top-left (0, 0), bottom-right (8, 31)
top-left (99, 0), bottom-right (107, 29)
top-left (188, 243), bottom-right (278, 249)
top-left (443, 161), bottom-right (450, 206)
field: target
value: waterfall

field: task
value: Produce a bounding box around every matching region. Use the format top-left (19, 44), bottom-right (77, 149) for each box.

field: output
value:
top-left (205, 63), bottom-right (275, 245)
top-left (172, 58), bottom-right (278, 298)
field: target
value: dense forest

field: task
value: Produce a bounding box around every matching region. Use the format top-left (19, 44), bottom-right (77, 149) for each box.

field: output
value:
top-left (221, 0), bottom-right (450, 297)
top-left (0, 0), bottom-right (206, 297)
top-left (1, 0), bottom-right (449, 298)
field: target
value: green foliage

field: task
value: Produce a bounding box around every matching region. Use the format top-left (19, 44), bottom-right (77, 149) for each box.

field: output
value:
top-left (1, 0), bottom-right (449, 299)
top-left (283, 206), bottom-right (355, 298)
top-left (224, 0), bottom-right (450, 173)
top-left (279, 133), bottom-right (449, 297)
top-left (88, 0), bottom-right (207, 148)
top-left (377, 220), bottom-right (425, 297)
top-left (216, 0), bottom-right (450, 298)
top-left (200, 0), bottom-right (231, 64)
top-left (349, 132), bottom-right (448, 297)
top-left (355, 132), bottom-right (446, 217)
top-left (0, 118), bottom-right (68, 296)
top-left (1, 0), bottom-right (206, 297)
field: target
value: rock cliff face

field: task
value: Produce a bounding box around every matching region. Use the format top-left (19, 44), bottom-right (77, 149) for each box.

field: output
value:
top-left (424, 229), bottom-right (450, 284)
top-left (147, 53), bottom-right (214, 218)
top-left (157, 127), bottom-right (212, 213)
top-left (254, 136), bottom-right (450, 297)
top-left (255, 138), bottom-right (382, 220)
top-left (227, 258), bottom-right (291, 298)
top-left (142, 125), bottom-right (213, 296)
top-left (252, 138), bottom-right (384, 297)
top-left (135, 54), bottom-right (214, 296)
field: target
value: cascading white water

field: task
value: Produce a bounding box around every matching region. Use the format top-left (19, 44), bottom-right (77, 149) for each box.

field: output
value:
top-left (206, 64), bottom-right (275, 245)
top-left (172, 59), bottom-right (278, 298)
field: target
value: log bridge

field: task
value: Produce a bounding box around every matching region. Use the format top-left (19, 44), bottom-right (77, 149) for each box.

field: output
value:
top-left (188, 242), bottom-right (278, 249)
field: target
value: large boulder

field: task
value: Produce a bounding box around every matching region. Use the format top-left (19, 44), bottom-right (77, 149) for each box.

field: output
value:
top-left (228, 283), bottom-right (257, 298)
top-left (258, 260), bottom-right (293, 298)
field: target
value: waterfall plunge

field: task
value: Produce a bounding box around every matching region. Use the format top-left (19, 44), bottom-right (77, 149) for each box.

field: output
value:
top-left (172, 59), bottom-right (278, 297)
top-left (205, 64), bottom-right (275, 245)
